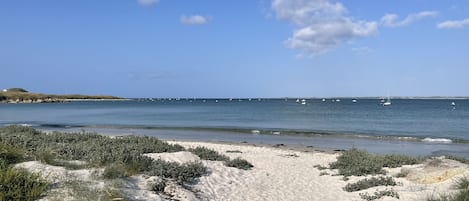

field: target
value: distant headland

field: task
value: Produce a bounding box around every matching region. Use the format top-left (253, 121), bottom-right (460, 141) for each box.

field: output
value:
top-left (0, 88), bottom-right (125, 103)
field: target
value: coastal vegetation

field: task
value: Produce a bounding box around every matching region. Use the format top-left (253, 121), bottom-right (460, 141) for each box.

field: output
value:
top-left (359, 189), bottom-right (400, 201)
top-left (343, 176), bottom-right (398, 192)
top-left (319, 149), bottom-right (422, 200)
top-left (321, 148), bottom-right (469, 200)
top-left (0, 126), bottom-right (254, 200)
top-left (427, 177), bottom-right (469, 201)
top-left (328, 148), bottom-right (424, 177)
top-left (189, 146), bottom-right (254, 170)
top-left (0, 88), bottom-right (123, 103)
top-left (0, 143), bottom-right (48, 201)
top-left (224, 157), bottom-right (254, 170)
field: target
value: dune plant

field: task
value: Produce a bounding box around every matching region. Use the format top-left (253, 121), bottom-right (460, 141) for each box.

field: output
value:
top-left (189, 146), bottom-right (229, 161)
top-left (224, 157), bottom-right (254, 170)
top-left (344, 176), bottom-right (398, 192)
top-left (0, 165), bottom-right (48, 201)
top-left (359, 189), bottom-right (399, 201)
top-left (0, 126), bottom-right (206, 187)
top-left (329, 148), bottom-right (424, 176)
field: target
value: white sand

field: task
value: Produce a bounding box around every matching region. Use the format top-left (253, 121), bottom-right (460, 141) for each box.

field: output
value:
top-left (169, 141), bottom-right (469, 201)
top-left (15, 141), bottom-right (469, 201)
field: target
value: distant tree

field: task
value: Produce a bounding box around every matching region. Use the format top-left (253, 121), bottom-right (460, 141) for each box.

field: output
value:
top-left (7, 88), bottom-right (28, 93)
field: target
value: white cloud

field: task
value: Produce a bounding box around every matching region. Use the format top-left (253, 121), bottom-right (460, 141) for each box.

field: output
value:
top-left (381, 11), bottom-right (438, 27)
top-left (272, 0), bottom-right (377, 54)
top-left (137, 0), bottom-right (159, 7)
top-left (180, 15), bottom-right (210, 25)
top-left (437, 19), bottom-right (469, 29)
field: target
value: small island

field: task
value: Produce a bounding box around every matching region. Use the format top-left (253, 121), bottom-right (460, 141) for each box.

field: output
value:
top-left (0, 88), bottom-right (124, 103)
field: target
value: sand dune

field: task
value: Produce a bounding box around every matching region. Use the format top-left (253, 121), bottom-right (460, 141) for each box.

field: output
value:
top-left (15, 140), bottom-right (469, 201)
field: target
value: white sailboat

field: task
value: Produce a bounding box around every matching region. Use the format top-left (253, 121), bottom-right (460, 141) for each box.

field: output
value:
top-left (383, 96), bottom-right (391, 106)
top-left (301, 99), bottom-right (306, 105)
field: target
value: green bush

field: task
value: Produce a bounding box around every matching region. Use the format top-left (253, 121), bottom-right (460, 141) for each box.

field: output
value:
top-left (381, 154), bottom-right (423, 168)
top-left (103, 163), bottom-right (127, 179)
top-left (189, 146), bottom-right (229, 161)
top-left (344, 176), bottom-right (397, 192)
top-left (0, 126), bottom-right (208, 188)
top-left (148, 160), bottom-right (207, 185)
top-left (0, 161), bottom-right (48, 201)
top-left (0, 143), bottom-right (24, 164)
top-left (224, 158), bottom-right (253, 170)
top-left (427, 189), bottom-right (469, 201)
top-left (454, 177), bottom-right (469, 190)
top-left (359, 189), bottom-right (399, 201)
top-left (149, 178), bottom-right (167, 193)
top-left (329, 149), bottom-right (385, 176)
top-left (329, 149), bottom-right (423, 176)
top-left (0, 126), bottom-right (184, 167)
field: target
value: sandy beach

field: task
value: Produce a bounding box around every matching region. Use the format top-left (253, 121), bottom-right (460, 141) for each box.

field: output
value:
top-left (14, 139), bottom-right (469, 201)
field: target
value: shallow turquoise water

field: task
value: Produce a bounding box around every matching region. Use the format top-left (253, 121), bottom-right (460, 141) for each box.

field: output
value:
top-left (1, 98), bottom-right (468, 157)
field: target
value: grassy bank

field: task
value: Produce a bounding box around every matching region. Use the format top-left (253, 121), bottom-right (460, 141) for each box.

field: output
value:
top-left (0, 90), bottom-right (123, 103)
top-left (0, 126), bottom-right (254, 200)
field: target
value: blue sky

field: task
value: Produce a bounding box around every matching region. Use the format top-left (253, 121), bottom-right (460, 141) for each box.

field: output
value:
top-left (1, 0), bottom-right (468, 98)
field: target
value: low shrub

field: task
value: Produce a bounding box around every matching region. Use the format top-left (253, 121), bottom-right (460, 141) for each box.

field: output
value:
top-left (454, 176), bottom-right (469, 190)
top-left (0, 161), bottom-right (48, 201)
top-left (189, 146), bottom-right (229, 161)
top-left (0, 126), bottom-right (208, 188)
top-left (224, 158), bottom-right (253, 170)
top-left (359, 189), bottom-right (399, 201)
top-left (427, 189), bottom-right (469, 201)
top-left (329, 149), bottom-right (385, 176)
top-left (103, 163), bottom-right (127, 179)
top-left (147, 159), bottom-right (207, 185)
top-left (149, 178), bottom-right (166, 193)
top-left (0, 143), bottom-right (24, 165)
top-left (381, 154), bottom-right (423, 168)
top-left (344, 176), bottom-right (397, 192)
top-left (329, 148), bottom-right (423, 176)
top-left (395, 168), bottom-right (410, 178)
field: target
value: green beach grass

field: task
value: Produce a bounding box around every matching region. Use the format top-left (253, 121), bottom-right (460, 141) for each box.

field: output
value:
top-left (0, 125), bottom-right (256, 200)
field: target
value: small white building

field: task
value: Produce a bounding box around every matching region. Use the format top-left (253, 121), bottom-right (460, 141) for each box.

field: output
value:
top-left (2, 89), bottom-right (7, 92)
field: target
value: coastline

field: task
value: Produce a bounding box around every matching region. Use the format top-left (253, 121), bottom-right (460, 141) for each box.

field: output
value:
top-left (164, 139), bottom-right (468, 201)
top-left (4, 127), bottom-right (468, 201)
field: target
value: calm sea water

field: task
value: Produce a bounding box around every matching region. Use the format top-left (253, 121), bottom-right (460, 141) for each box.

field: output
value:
top-left (1, 99), bottom-right (468, 157)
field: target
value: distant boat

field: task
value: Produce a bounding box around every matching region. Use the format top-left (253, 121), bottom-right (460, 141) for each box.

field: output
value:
top-left (336, 99), bottom-right (341, 102)
top-left (296, 99), bottom-right (300, 103)
top-left (322, 98), bottom-right (326, 102)
top-left (452, 102), bottom-right (456, 106)
top-left (215, 100), bottom-right (219, 103)
top-left (301, 99), bottom-right (306, 105)
top-left (383, 96), bottom-right (391, 106)
top-left (352, 99), bottom-right (357, 103)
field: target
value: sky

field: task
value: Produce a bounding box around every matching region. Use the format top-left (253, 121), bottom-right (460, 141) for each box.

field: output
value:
top-left (1, 0), bottom-right (468, 98)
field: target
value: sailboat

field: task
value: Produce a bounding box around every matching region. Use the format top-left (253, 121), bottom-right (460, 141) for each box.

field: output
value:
top-left (301, 99), bottom-right (306, 105)
top-left (383, 96), bottom-right (391, 106)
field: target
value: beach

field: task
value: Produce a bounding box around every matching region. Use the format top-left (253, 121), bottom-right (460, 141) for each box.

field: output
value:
top-left (15, 139), bottom-right (469, 201)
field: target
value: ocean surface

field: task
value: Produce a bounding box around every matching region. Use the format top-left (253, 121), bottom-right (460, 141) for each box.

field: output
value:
top-left (1, 98), bottom-right (468, 158)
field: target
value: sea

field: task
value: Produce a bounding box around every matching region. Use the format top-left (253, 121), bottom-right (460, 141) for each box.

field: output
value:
top-left (1, 98), bottom-right (468, 158)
